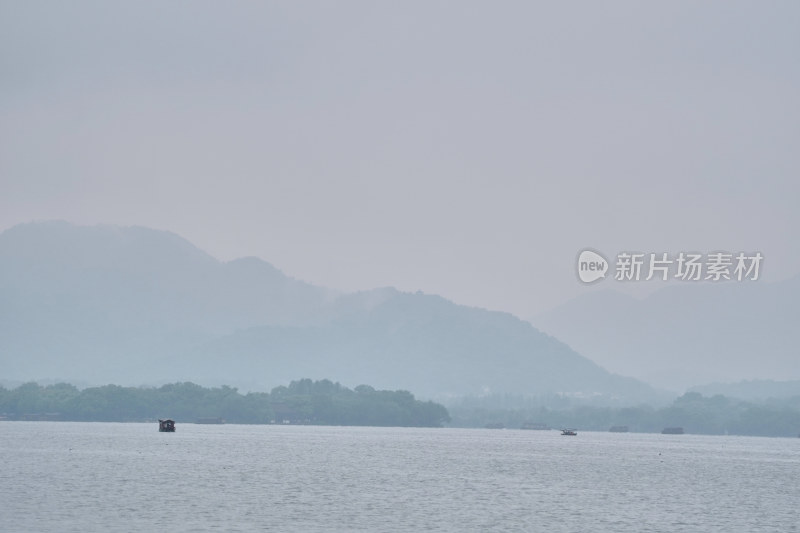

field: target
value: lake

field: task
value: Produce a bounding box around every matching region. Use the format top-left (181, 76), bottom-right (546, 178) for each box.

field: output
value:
top-left (1, 422), bottom-right (798, 532)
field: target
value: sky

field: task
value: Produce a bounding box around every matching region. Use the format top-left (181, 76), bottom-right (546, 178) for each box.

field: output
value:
top-left (2, 1), bottom-right (799, 319)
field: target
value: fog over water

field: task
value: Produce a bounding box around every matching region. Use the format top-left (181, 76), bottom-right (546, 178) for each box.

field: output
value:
top-left (2, 6), bottom-right (798, 531)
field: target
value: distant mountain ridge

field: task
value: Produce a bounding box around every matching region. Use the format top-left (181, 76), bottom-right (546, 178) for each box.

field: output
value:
top-left (534, 277), bottom-right (800, 391)
top-left (0, 221), bottom-right (658, 401)
top-left (0, 221), bottom-right (334, 381)
top-left (166, 289), bottom-right (656, 399)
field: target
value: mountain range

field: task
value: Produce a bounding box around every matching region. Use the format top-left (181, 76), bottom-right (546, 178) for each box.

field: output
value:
top-left (0, 221), bottom-right (658, 402)
top-left (534, 275), bottom-right (800, 391)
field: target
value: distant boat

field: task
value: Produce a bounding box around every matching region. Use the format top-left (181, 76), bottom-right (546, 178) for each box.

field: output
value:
top-left (609, 425), bottom-right (629, 433)
top-left (561, 429), bottom-right (577, 436)
top-left (484, 422), bottom-right (504, 429)
top-left (662, 427), bottom-right (684, 434)
top-left (158, 419), bottom-right (175, 432)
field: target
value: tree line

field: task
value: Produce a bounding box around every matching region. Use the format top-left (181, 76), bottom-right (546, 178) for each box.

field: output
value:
top-left (4, 381), bottom-right (797, 436)
top-left (0, 379), bottom-right (451, 428)
top-left (449, 391), bottom-right (800, 437)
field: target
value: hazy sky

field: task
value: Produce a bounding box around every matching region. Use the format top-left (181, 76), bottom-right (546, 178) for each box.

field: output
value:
top-left (2, 1), bottom-right (798, 318)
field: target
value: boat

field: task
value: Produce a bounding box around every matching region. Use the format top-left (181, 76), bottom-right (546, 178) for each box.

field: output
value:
top-left (561, 429), bottom-right (577, 436)
top-left (609, 425), bottom-right (629, 433)
top-left (158, 419), bottom-right (175, 432)
top-left (661, 427), bottom-right (684, 434)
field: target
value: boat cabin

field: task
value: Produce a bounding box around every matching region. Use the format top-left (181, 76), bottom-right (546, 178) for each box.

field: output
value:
top-left (159, 419), bottom-right (176, 432)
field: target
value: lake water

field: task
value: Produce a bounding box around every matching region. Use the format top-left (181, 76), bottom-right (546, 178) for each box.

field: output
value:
top-left (1, 422), bottom-right (798, 532)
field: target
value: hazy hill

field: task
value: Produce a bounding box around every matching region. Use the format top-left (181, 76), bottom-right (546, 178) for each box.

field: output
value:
top-left (163, 289), bottom-right (658, 400)
top-left (0, 221), bottom-right (658, 401)
top-left (0, 221), bottom-right (333, 382)
top-left (534, 278), bottom-right (800, 391)
top-left (689, 379), bottom-right (800, 401)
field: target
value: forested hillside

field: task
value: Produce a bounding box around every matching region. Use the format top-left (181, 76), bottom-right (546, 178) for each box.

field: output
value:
top-left (0, 379), bottom-right (451, 428)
